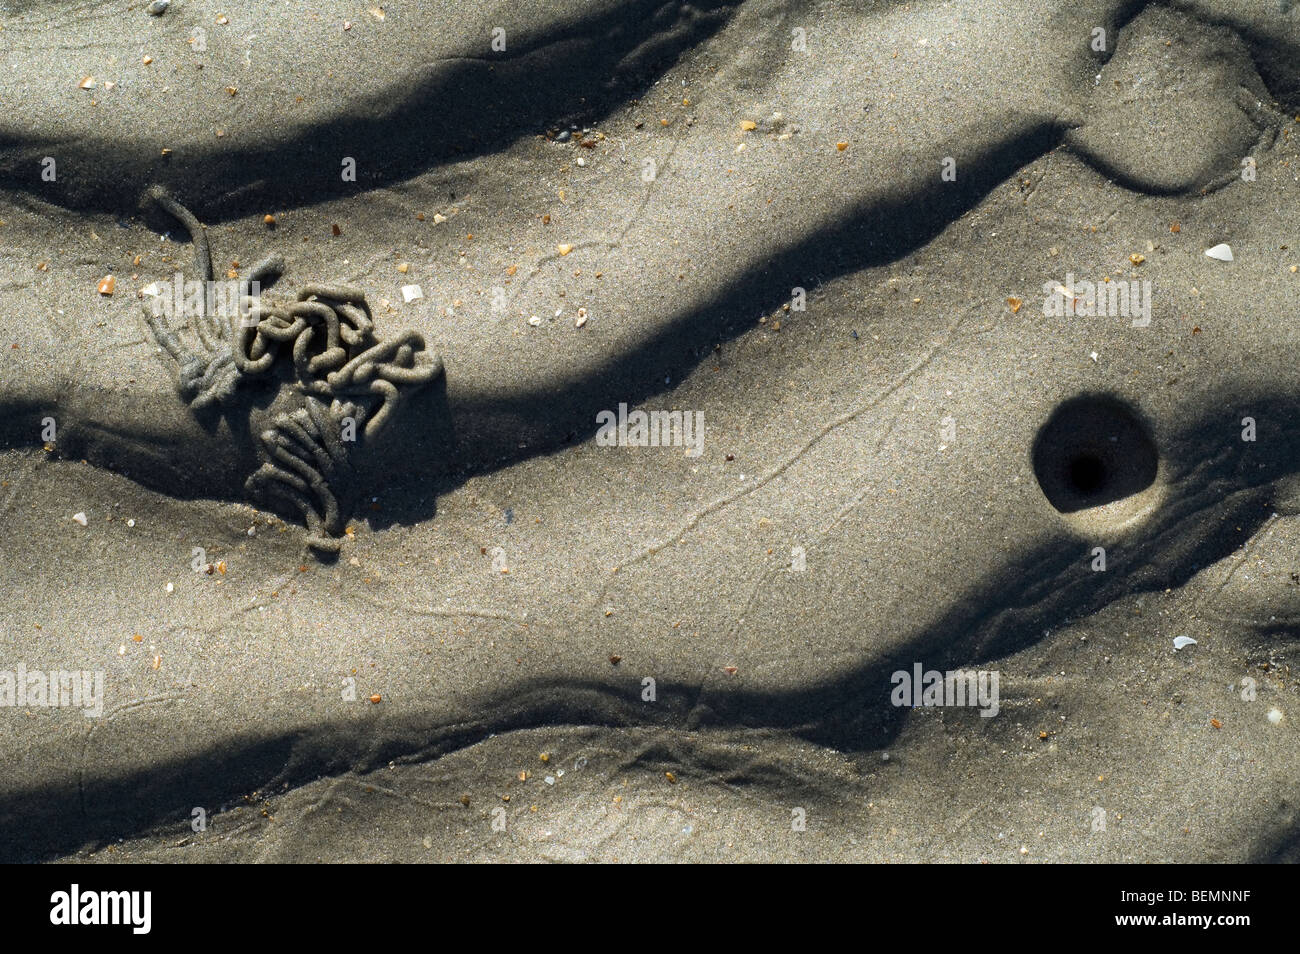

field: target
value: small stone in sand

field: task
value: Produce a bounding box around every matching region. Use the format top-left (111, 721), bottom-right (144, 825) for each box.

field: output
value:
top-left (147, 0), bottom-right (170, 15)
top-left (72, 512), bottom-right (88, 526)
top-left (97, 275), bottom-right (115, 295)
top-left (557, 244), bottom-right (574, 256)
top-left (1173, 635), bottom-right (1197, 650)
top-left (1267, 708), bottom-right (1283, 725)
top-left (1205, 243), bottom-right (1233, 262)
top-left (401, 284), bottom-right (423, 303)
top-left (575, 308), bottom-right (588, 327)
top-left (369, 693), bottom-right (382, 704)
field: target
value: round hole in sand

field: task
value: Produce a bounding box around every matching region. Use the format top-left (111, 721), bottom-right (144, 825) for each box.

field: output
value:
top-left (1033, 395), bottom-right (1159, 521)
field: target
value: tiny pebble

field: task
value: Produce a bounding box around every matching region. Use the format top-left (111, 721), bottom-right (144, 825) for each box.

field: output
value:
top-left (147, 0), bottom-right (170, 15)
top-left (126, 518), bottom-right (135, 527)
top-left (1205, 243), bottom-right (1234, 262)
top-left (401, 284), bottom-right (423, 303)
top-left (1173, 636), bottom-right (1197, 650)
top-left (72, 512), bottom-right (88, 526)
top-left (1267, 708), bottom-right (1283, 725)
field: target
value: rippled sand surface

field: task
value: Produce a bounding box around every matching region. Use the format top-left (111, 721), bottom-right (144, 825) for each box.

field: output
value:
top-left (0, 0), bottom-right (1297, 862)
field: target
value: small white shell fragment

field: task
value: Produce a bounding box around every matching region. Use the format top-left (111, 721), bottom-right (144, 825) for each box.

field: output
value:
top-left (1173, 636), bottom-right (1197, 650)
top-left (140, 282), bottom-right (162, 297)
top-left (126, 519), bottom-right (136, 527)
top-left (400, 284), bottom-right (423, 303)
top-left (575, 308), bottom-right (588, 328)
top-left (544, 775), bottom-right (555, 785)
top-left (528, 315), bottom-right (542, 326)
top-left (72, 512), bottom-right (88, 526)
top-left (1204, 243), bottom-right (1234, 262)
top-left (166, 582), bottom-right (174, 593)
top-left (1267, 707), bottom-right (1283, 725)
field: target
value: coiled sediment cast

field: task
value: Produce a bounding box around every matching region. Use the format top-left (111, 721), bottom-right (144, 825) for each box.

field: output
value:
top-left (142, 188), bottom-right (443, 553)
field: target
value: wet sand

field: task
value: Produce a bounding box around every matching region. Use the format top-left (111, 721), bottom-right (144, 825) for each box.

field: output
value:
top-left (0, 0), bottom-right (1297, 862)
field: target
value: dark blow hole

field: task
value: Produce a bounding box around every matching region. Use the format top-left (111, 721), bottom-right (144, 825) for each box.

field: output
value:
top-left (1033, 396), bottom-right (1158, 514)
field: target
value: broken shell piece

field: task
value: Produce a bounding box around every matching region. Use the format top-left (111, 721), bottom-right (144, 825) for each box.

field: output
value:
top-left (72, 512), bottom-right (88, 526)
top-left (400, 284), bottom-right (423, 303)
top-left (1172, 636), bottom-right (1197, 650)
top-left (1204, 244), bottom-right (1233, 262)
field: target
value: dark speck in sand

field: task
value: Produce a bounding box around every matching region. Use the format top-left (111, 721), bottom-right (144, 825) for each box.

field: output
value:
top-left (504, 508), bottom-right (514, 525)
